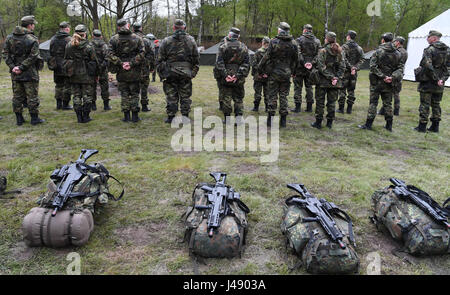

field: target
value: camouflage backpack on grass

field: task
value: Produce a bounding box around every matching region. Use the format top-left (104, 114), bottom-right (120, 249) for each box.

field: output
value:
top-left (281, 184), bottom-right (359, 274)
top-left (371, 178), bottom-right (450, 256)
top-left (183, 173), bottom-right (250, 259)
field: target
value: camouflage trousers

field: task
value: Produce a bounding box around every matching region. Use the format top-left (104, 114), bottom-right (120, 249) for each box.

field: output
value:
top-left (72, 83), bottom-right (94, 112)
top-left (54, 75), bottom-right (71, 103)
top-left (419, 91), bottom-right (443, 124)
top-left (12, 80), bottom-right (40, 114)
top-left (338, 77), bottom-right (357, 106)
top-left (118, 82), bottom-right (140, 113)
top-left (293, 74), bottom-right (314, 105)
top-left (393, 85), bottom-right (401, 110)
top-left (253, 80), bottom-right (268, 107)
top-left (217, 81), bottom-right (224, 110)
top-left (267, 78), bottom-right (291, 116)
top-left (367, 89), bottom-right (393, 121)
top-left (315, 87), bottom-right (338, 120)
top-left (163, 78), bottom-right (192, 116)
top-left (140, 75), bottom-right (150, 106)
top-left (93, 71), bottom-right (110, 102)
top-left (221, 84), bottom-right (245, 116)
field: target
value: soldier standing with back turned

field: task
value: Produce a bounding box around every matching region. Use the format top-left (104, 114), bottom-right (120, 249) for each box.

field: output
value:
top-left (91, 29), bottom-right (111, 111)
top-left (251, 36), bottom-right (270, 113)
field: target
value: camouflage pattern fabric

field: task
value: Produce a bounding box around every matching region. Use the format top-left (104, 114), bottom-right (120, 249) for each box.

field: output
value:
top-left (419, 92), bottom-right (443, 124)
top-left (267, 79), bottom-right (291, 116)
top-left (222, 84), bottom-right (245, 116)
top-left (338, 40), bottom-right (364, 107)
top-left (315, 87), bottom-right (338, 120)
top-left (91, 37), bottom-right (110, 102)
top-left (281, 203), bottom-right (359, 274)
top-left (93, 71), bottom-right (110, 103)
top-left (12, 81), bottom-right (39, 114)
top-left (371, 188), bottom-right (450, 255)
top-left (118, 82), bottom-right (140, 112)
top-left (135, 31), bottom-right (155, 106)
top-left (50, 31), bottom-right (72, 103)
top-left (163, 78), bottom-right (192, 116)
top-left (64, 39), bottom-right (98, 84)
top-left (253, 81), bottom-right (268, 107)
top-left (72, 83), bottom-right (94, 112)
top-left (293, 75), bottom-right (313, 105)
top-left (252, 46), bottom-right (269, 107)
top-left (54, 76), bottom-right (72, 104)
top-left (367, 91), bottom-right (394, 120)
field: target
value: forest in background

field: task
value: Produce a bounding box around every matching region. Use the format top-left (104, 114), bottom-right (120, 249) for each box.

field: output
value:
top-left (0, 0), bottom-right (449, 51)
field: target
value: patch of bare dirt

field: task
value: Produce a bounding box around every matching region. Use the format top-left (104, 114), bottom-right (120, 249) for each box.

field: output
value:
top-left (114, 223), bottom-right (167, 247)
top-left (384, 149), bottom-right (411, 157)
top-left (10, 242), bottom-right (35, 261)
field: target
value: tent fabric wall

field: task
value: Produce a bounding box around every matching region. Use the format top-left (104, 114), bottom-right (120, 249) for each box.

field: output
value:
top-left (200, 43), bottom-right (255, 66)
top-left (404, 9), bottom-right (450, 87)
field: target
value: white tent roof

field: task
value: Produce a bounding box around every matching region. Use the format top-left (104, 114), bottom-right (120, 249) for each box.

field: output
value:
top-left (404, 9), bottom-right (450, 86)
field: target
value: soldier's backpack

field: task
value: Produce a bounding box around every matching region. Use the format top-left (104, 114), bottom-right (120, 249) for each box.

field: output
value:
top-left (22, 149), bottom-right (124, 248)
top-left (281, 184), bottom-right (360, 274)
top-left (371, 178), bottom-right (450, 256)
top-left (182, 172), bottom-right (250, 259)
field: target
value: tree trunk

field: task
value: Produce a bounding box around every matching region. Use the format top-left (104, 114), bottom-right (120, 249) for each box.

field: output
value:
top-left (233, 0), bottom-right (236, 27)
top-left (367, 15), bottom-right (375, 48)
top-left (198, 0), bottom-right (204, 45)
top-left (167, 0), bottom-right (170, 37)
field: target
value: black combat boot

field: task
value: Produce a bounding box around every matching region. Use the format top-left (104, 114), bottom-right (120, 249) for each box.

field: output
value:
top-left (385, 119), bottom-right (393, 132)
top-left (378, 107), bottom-right (385, 115)
top-left (267, 115), bottom-right (273, 127)
top-left (427, 120), bottom-right (439, 133)
top-left (311, 118), bottom-right (322, 129)
top-left (394, 108), bottom-right (399, 116)
top-left (91, 101), bottom-right (97, 111)
top-left (280, 115), bottom-right (287, 128)
top-left (82, 105), bottom-right (92, 123)
top-left (62, 100), bottom-right (73, 110)
top-left (103, 100), bottom-right (111, 111)
top-left (291, 103), bottom-right (301, 113)
top-left (346, 104), bottom-right (353, 114)
top-left (30, 113), bottom-right (45, 125)
top-left (164, 115), bottom-right (175, 124)
top-left (251, 102), bottom-right (260, 112)
top-left (337, 104), bottom-right (344, 114)
top-left (15, 112), bottom-right (25, 126)
top-left (75, 110), bottom-right (83, 123)
top-left (131, 111), bottom-right (140, 123)
top-left (306, 102), bottom-right (313, 112)
top-left (414, 122), bottom-right (427, 133)
top-left (326, 119), bottom-right (333, 129)
top-left (358, 118), bottom-right (374, 130)
top-left (56, 100), bottom-right (62, 110)
top-left (122, 111), bottom-right (131, 123)
top-left (142, 104), bottom-right (150, 112)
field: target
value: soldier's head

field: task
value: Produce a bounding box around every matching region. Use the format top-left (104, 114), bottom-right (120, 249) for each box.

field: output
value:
top-left (381, 32), bottom-right (393, 44)
top-left (117, 18), bottom-right (130, 30)
top-left (394, 36), bottom-right (405, 48)
top-left (262, 36), bottom-right (270, 48)
top-left (303, 24), bottom-right (313, 34)
top-left (132, 22), bottom-right (142, 33)
top-left (427, 30), bottom-right (441, 44)
top-left (278, 22), bottom-right (290, 36)
top-left (146, 33), bottom-right (156, 40)
top-left (347, 30), bottom-right (357, 41)
top-left (92, 29), bottom-right (102, 39)
top-left (21, 15), bottom-right (38, 31)
top-left (228, 27), bottom-right (240, 40)
top-left (325, 32), bottom-right (337, 44)
top-left (74, 24), bottom-right (87, 38)
top-left (173, 19), bottom-right (186, 31)
top-left (59, 21), bottom-right (71, 34)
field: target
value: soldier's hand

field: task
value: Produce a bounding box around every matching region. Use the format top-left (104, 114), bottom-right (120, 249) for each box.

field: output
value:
top-left (122, 62), bottom-right (131, 71)
top-left (12, 66), bottom-right (22, 75)
top-left (351, 68), bottom-right (356, 75)
top-left (384, 76), bottom-right (392, 83)
top-left (331, 78), bottom-right (338, 86)
top-left (262, 74), bottom-right (268, 79)
top-left (305, 63), bottom-right (312, 70)
top-left (438, 80), bottom-right (444, 86)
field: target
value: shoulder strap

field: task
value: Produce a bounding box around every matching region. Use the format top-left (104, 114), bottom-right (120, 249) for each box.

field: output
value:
top-left (105, 175), bottom-right (125, 201)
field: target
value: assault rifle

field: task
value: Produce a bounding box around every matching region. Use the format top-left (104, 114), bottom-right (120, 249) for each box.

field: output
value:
top-left (50, 149), bottom-right (99, 216)
top-left (195, 172), bottom-right (241, 237)
top-left (286, 183), bottom-right (355, 249)
top-left (390, 178), bottom-right (450, 229)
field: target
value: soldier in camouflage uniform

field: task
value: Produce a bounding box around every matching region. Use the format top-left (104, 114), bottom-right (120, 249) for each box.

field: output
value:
top-left (152, 38), bottom-right (160, 82)
top-left (213, 37), bottom-right (226, 112)
top-left (2, 16), bottom-right (45, 126)
top-left (91, 29), bottom-right (111, 111)
top-left (258, 23), bottom-right (298, 127)
top-left (158, 19), bottom-right (199, 124)
top-left (108, 19), bottom-right (145, 123)
top-left (379, 36), bottom-right (408, 116)
top-left (292, 24), bottom-right (321, 113)
top-left (133, 23), bottom-right (155, 112)
top-left (358, 33), bottom-right (404, 132)
top-left (251, 36), bottom-right (270, 113)
top-left (64, 25), bottom-right (98, 123)
top-left (337, 30), bottom-right (364, 114)
top-left (146, 33), bottom-right (158, 83)
top-left (215, 28), bottom-right (250, 124)
top-left (414, 30), bottom-right (449, 133)
top-left (311, 32), bottom-right (345, 129)
top-left (49, 21), bottom-right (73, 111)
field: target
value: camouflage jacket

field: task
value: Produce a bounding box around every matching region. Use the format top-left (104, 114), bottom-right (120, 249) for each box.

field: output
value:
top-left (251, 46), bottom-right (268, 81)
top-left (315, 43), bottom-right (346, 88)
top-left (418, 41), bottom-right (449, 93)
top-left (50, 31), bottom-right (72, 76)
top-left (91, 37), bottom-right (109, 74)
top-left (342, 40), bottom-right (364, 78)
top-left (258, 34), bottom-right (298, 82)
top-left (369, 42), bottom-right (404, 91)
top-left (157, 30), bottom-right (199, 79)
top-left (135, 31), bottom-right (155, 76)
top-left (2, 26), bottom-right (40, 82)
top-left (215, 37), bottom-right (250, 83)
top-left (295, 32), bottom-right (321, 75)
top-left (108, 27), bottom-right (145, 82)
top-left (64, 39), bottom-right (98, 84)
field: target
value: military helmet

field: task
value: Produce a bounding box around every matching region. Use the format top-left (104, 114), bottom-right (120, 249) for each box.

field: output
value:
top-left (262, 36), bottom-right (271, 44)
top-left (347, 30), bottom-right (357, 39)
top-left (93, 29), bottom-right (102, 37)
top-left (428, 30), bottom-right (442, 38)
top-left (146, 33), bottom-right (156, 40)
top-left (174, 19), bottom-right (186, 28)
top-left (326, 31), bottom-right (337, 42)
top-left (21, 15), bottom-right (38, 26)
top-left (303, 24), bottom-right (313, 31)
top-left (117, 18), bottom-right (128, 27)
top-left (279, 22), bottom-right (291, 31)
top-left (394, 36), bottom-right (405, 45)
top-left (230, 27), bottom-right (240, 35)
top-left (381, 32), bottom-right (394, 42)
top-left (59, 21), bottom-right (70, 29)
top-left (74, 24), bottom-right (87, 33)
top-left (132, 22), bottom-right (142, 31)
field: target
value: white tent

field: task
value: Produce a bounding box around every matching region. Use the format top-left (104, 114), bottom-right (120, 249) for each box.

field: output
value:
top-left (404, 9), bottom-right (450, 86)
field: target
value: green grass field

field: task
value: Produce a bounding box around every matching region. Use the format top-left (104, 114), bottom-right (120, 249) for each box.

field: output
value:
top-left (0, 64), bottom-right (449, 275)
